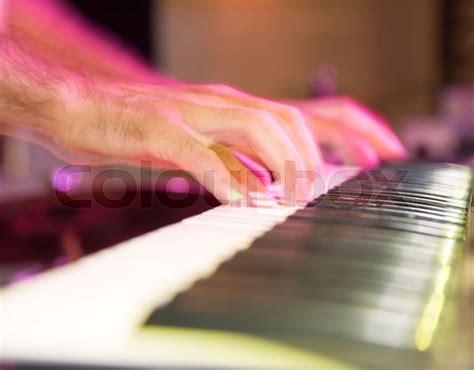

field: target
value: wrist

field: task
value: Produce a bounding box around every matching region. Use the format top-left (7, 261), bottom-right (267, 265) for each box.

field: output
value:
top-left (51, 73), bottom-right (101, 148)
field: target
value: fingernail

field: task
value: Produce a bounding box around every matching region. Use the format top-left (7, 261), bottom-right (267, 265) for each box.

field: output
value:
top-left (360, 146), bottom-right (379, 168)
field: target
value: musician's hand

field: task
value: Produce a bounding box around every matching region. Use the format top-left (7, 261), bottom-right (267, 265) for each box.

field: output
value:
top-left (55, 82), bottom-right (322, 203)
top-left (172, 85), bottom-right (406, 167)
top-left (287, 97), bottom-right (407, 166)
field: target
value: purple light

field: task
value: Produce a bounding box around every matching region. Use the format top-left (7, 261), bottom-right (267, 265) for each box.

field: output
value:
top-left (51, 166), bottom-right (84, 192)
top-left (166, 177), bottom-right (191, 194)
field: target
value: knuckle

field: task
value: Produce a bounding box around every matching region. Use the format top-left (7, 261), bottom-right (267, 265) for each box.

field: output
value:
top-left (281, 105), bottom-right (303, 119)
top-left (216, 107), bottom-right (245, 122)
top-left (255, 109), bottom-right (274, 121)
top-left (191, 146), bottom-right (221, 173)
top-left (281, 106), bottom-right (306, 126)
top-left (144, 127), bottom-right (188, 162)
top-left (337, 96), bottom-right (359, 109)
top-left (179, 136), bottom-right (200, 159)
top-left (318, 96), bottom-right (358, 122)
top-left (252, 110), bottom-right (277, 131)
top-left (206, 83), bottom-right (236, 94)
top-left (215, 173), bottom-right (231, 189)
top-left (233, 108), bottom-right (274, 133)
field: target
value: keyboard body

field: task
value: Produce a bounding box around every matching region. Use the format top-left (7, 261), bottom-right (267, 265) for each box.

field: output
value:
top-left (0, 163), bottom-right (471, 369)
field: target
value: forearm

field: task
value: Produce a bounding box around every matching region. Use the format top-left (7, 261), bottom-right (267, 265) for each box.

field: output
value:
top-left (0, 33), bottom-right (69, 136)
top-left (8, 0), bottom-right (175, 85)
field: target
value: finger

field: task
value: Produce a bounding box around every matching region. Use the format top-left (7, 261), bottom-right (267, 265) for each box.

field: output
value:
top-left (144, 119), bottom-right (241, 204)
top-left (341, 103), bottom-right (406, 160)
top-left (172, 142), bottom-right (241, 204)
top-left (185, 85), bottom-right (323, 177)
top-left (344, 134), bottom-right (380, 168)
top-left (267, 105), bottom-right (323, 178)
top-left (197, 106), bottom-right (310, 204)
top-left (158, 98), bottom-right (309, 203)
top-left (303, 97), bottom-right (407, 160)
top-left (231, 148), bottom-right (273, 187)
top-left (156, 96), bottom-right (312, 203)
top-left (310, 122), bottom-right (379, 167)
top-left (227, 146), bottom-right (266, 168)
top-left (208, 143), bottom-right (272, 202)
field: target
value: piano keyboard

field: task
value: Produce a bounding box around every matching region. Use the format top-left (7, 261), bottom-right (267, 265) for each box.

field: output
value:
top-left (0, 162), bottom-right (471, 369)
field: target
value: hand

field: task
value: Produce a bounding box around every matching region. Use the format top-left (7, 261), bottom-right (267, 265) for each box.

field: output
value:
top-left (171, 86), bottom-right (406, 168)
top-left (288, 97), bottom-right (407, 166)
top-left (53, 81), bottom-right (323, 204)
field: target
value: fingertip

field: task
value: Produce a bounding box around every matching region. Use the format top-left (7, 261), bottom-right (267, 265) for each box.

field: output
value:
top-left (361, 146), bottom-right (380, 168)
top-left (384, 137), bottom-right (408, 160)
top-left (347, 136), bottom-right (380, 168)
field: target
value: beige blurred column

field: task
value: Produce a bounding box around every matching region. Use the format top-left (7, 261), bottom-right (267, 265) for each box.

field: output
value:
top-left (153, 0), bottom-right (442, 121)
top-left (3, 135), bottom-right (30, 178)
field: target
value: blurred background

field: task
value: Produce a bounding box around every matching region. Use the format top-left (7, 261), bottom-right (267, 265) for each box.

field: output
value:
top-left (1, 0), bottom-right (474, 200)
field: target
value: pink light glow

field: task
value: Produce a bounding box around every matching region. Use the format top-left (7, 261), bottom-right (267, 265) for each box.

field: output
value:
top-left (51, 166), bottom-right (84, 193)
top-left (165, 177), bottom-right (191, 194)
top-left (10, 264), bottom-right (43, 284)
